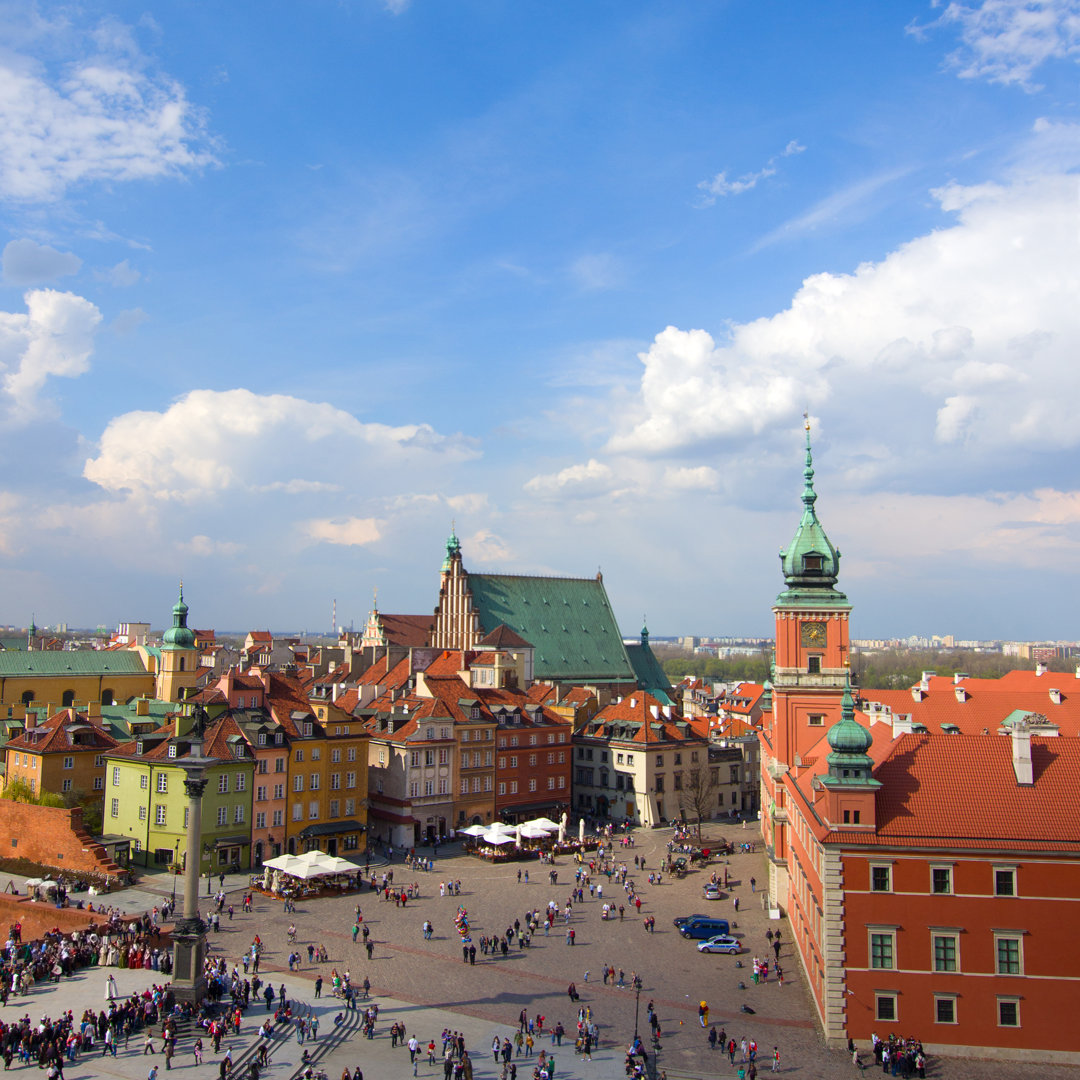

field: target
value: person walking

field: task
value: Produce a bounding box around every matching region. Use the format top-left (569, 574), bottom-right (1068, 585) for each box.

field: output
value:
top-left (699, 1001), bottom-right (709, 1027)
top-left (772, 1047), bottom-right (781, 1073)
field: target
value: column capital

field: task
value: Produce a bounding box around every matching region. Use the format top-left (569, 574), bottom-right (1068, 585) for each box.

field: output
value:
top-left (184, 776), bottom-right (209, 800)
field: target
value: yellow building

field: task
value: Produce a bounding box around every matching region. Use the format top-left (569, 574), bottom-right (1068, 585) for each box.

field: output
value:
top-left (3, 708), bottom-right (119, 814)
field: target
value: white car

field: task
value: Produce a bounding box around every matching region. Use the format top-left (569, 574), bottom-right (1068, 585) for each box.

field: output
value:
top-left (703, 883), bottom-right (723, 900)
top-left (697, 934), bottom-right (742, 955)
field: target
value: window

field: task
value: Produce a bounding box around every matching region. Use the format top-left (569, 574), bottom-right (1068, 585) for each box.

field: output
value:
top-left (626, 754), bottom-right (633, 765)
top-left (425, 780), bottom-right (434, 796)
top-left (62, 756), bottom-right (74, 770)
top-left (93, 776), bottom-right (104, 790)
top-left (293, 776), bottom-right (304, 792)
top-left (155, 805), bottom-right (167, 825)
top-left (258, 732), bottom-right (267, 746)
top-left (498, 756), bottom-right (506, 770)
top-left (311, 747), bottom-right (321, 760)
top-left (292, 804), bottom-right (302, 821)
top-left (510, 756), bottom-right (518, 768)
top-left (234, 805), bottom-right (244, 823)
top-left (932, 934), bottom-right (958, 972)
top-left (934, 996), bottom-right (957, 1025)
top-left (275, 733), bottom-right (284, 746)
top-left (61, 779), bottom-right (72, 793)
top-left (411, 751), bottom-right (421, 767)
top-left (256, 786), bottom-right (267, 802)
top-left (331, 748), bottom-right (341, 763)
top-left (871, 865), bottom-right (892, 892)
top-left (673, 773), bottom-right (683, 791)
top-left (870, 931), bottom-right (895, 969)
top-left (110, 798), bottom-right (119, 818)
top-left (439, 748), bottom-right (448, 765)
top-left (272, 810), bottom-right (283, 827)
top-left (460, 779), bottom-right (468, 795)
top-left (330, 799), bottom-right (340, 817)
top-left (347, 747), bottom-right (356, 761)
top-left (616, 753), bottom-right (623, 764)
top-left (426, 750), bottom-right (435, 766)
top-left (547, 776), bottom-right (555, 790)
top-left (530, 734), bottom-right (537, 746)
top-left (140, 775), bottom-right (148, 790)
top-left (236, 773), bottom-right (246, 791)
top-left (346, 771), bottom-right (356, 788)
top-left (558, 776), bottom-right (565, 789)
top-left (655, 754), bottom-right (663, 767)
top-left (218, 775), bottom-right (229, 794)
top-left (184, 808), bottom-right (189, 828)
top-left (472, 777), bottom-right (481, 793)
top-left (273, 783), bottom-right (284, 799)
top-left (995, 934), bottom-right (1022, 975)
top-left (309, 773), bottom-right (320, 791)
top-left (510, 781), bottom-right (518, 794)
top-left (875, 994), bottom-right (897, 1023)
top-left (295, 749), bottom-right (304, 762)
top-left (330, 773), bottom-right (340, 790)
top-left (931, 866), bottom-right (953, 895)
top-left (995, 867), bottom-right (1016, 897)
top-left (807, 714), bottom-right (824, 727)
top-left (998, 998), bottom-right (1020, 1028)
top-left (257, 759), bottom-right (268, 774)
top-left (346, 798), bottom-right (356, 814)
top-left (275, 757), bottom-right (286, 772)
top-left (808, 656), bottom-right (822, 674)
top-left (217, 807), bottom-right (227, 826)
top-left (529, 754), bottom-right (537, 766)
top-left (498, 782), bottom-right (506, 795)
top-left (309, 801), bottom-right (319, 819)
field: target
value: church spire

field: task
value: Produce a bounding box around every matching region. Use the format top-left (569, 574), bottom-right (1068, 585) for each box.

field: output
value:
top-left (802, 412), bottom-right (817, 515)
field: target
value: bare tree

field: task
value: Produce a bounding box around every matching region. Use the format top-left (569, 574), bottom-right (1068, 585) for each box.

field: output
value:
top-left (678, 765), bottom-right (720, 839)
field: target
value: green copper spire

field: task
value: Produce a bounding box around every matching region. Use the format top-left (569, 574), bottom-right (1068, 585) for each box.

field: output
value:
top-left (777, 417), bottom-right (847, 606)
top-left (441, 524), bottom-right (462, 571)
top-left (162, 582), bottom-right (196, 650)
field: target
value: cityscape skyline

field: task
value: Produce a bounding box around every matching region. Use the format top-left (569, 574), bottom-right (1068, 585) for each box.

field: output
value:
top-left (2, 3), bottom-right (1080, 638)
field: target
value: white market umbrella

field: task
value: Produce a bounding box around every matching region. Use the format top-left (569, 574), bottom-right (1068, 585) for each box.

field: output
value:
top-left (579, 819), bottom-right (585, 843)
top-left (519, 824), bottom-right (553, 839)
top-left (527, 817), bottom-right (560, 830)
top-left (558, 811), bottom-right (568, 844)
top-left (482, 832), bottom-right (515, 845)
top-left (461, 824), bottom-right (488, 837)
top-left (487, 821), bottom-right (515, 832)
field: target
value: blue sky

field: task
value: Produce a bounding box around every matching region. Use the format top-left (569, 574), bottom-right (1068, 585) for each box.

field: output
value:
top-left (2, 0), bottom-right (1080, 640)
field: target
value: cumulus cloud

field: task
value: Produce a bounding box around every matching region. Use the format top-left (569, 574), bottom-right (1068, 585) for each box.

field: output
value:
top-left (664, 465), bottom-right (720, 490)
top-left (0, 289), bottom-right (102, 420)
top-left (909, 0), bottom-right (1080, 89)
top-left (0, 45), bottom-right (217, 201)
top-left (83, 388), bottom-right (478, 501)
top-left (2, 239), bottom-right (82, 285)
top-left (181, 534), bottom-right (243, 557)
top-left (524, 458), bottom-right (616, 499)
top-left (302, 516), bottom-right (384, 547)
top-left (466, 528), bottom-right (513, 563)
top-left (609, 166), bottom-right (1080, 472)
top-left (697, 139), bottom-right (806, 206)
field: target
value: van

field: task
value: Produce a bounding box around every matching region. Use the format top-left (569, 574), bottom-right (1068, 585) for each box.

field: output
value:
top-left (678, 917), bottom-right (730, 939)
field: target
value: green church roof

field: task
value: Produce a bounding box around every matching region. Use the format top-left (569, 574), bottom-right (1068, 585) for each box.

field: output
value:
top-left (467, 573), bottom-right (636, 683)
top-left (162, 584), bottom-right (196, 650)
top-left (0, 651), bottom-right (149, 676)
top-left (625, 625), bottom-right (675, 704)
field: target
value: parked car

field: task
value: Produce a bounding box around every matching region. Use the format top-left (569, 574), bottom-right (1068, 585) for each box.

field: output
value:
top-left (678, 917), bottom-right (732, 939)
top-left (703, 883), bottom-right (723, 900)
top-left (673, 914), bottom-right (711, 927)
top-left (698, 934), bottom-right (742, 955)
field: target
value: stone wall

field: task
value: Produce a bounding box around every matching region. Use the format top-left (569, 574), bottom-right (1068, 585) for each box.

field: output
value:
top-left (0, 802), bottom-right (122, 879)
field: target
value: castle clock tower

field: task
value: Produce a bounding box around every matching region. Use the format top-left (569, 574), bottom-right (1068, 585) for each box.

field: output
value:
top-left (761, 421), bottom-right (851, 903)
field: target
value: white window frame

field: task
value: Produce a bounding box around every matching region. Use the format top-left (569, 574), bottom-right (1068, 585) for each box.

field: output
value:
top-left (993, 931), bottom-right (1024, 975)
top-left (933, 994), bottom-right (958, 1025)
top-left (870, 863), bottom-right (893, 893)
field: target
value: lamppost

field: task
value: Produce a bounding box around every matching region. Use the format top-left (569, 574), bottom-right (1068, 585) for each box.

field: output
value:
top-left (172, 705), bottom-right (215, 1006)
top-left (633, 979), bottom-right (641, 1044)
top-left (170, 838), bottom-right (180, 907)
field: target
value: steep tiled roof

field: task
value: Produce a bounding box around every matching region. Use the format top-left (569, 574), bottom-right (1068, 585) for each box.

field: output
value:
top-left (467, 573), bottom-right (635, 682)
top-left (585, 691), bottom-right (702, 745)
top-left (6, 710), bottom-right (119, 753)
top-left (624, 640), bottom-right (674, 703)
top-left (859, 669), bottom-right (1080, 736)
top-left (374, 613), bottom-right (435, 648)
top-left (479, 624), bottom-right (533, 650)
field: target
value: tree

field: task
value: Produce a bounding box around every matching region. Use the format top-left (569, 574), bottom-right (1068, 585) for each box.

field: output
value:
top-left (678, 765), bottom-right (720, 839)
top-left (1, 777), bottom-right (64, 808)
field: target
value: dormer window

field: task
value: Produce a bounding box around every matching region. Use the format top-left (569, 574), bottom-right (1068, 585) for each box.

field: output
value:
top-left (471, 707), bottom-right (480, 720)
top-left (274, 732), bottom-right (283, 745)
top-left (136, 741), bottom-right (144, 755)
top-left (803, 553), bottom-right (824, 573)
top-left (258, 732), bottom-right (267, 746)
top-left (168, 744), bottom-right (178, 758)
top-left (234, 745), bottom-right (245, 758)
top-left (304, 722), bottom-right (313, 736)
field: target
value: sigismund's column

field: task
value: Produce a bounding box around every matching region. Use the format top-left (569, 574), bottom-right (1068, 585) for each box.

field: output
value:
top-left (172, 770), bottom-right (209, 1004)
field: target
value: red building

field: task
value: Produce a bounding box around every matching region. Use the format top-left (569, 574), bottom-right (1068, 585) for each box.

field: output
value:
top-left (761, 426), bottom-right (1080, 1063)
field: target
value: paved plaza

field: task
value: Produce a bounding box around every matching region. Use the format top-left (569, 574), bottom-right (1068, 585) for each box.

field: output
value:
top-left (1, 824), bottom-right (1073, 1080)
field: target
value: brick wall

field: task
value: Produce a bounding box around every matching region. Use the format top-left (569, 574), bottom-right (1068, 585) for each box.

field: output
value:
top-left (0, 802), bottom-right (121, 879)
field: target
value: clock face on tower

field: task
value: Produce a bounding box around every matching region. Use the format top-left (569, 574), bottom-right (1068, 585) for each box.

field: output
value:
top-left (801, 620), bottom-right (827, 648)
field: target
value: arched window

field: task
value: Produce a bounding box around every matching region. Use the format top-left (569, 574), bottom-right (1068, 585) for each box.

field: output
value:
top-left (21, 691), bottom-right (34, 705)
top-left (179, 657), bottom-right (186, 672)
top-left (62, 690), bottom-right (75, 707)
top-left (101, 689), bottom-right (114, 706)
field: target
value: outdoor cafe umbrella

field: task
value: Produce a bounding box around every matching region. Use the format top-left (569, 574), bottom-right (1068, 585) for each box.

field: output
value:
top-left (482, 832), bottom-right (515, 845)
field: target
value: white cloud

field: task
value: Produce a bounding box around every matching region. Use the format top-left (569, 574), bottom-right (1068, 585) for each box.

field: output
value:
top-left (383, 0), bottom-right (411, 12)
top-left (302, 517), bottom-right (384, 547)
top-left (910, 0), bottom-right (1080, 89)
top-left (524, 458), bottom-right (616, 499)
top-left (697, 139), bottom-right (806, 206)
top-left (609, 165), bottom-right (1080, 468)
top-left (110, 308), bottom-right (148, 335)
top-left (2, 239), bottom-right (82, 284)
top-left (181, 534), bottom-right (243, 557)
top-left (83, 388), bottom-right (478, 501)
top-left (0, 49), bottom-right (217, 201)
top-left (466, 528), bottom-right (513, 563)
top-left (0, 289), bottom-right (102, 420)
top-left (664, 465), bottom-right (720, 491)
top-left (96, 259), bottom-right (141, 287)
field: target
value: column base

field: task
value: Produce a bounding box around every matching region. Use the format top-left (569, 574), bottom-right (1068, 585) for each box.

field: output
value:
top-left (171, 923), bottom-right (208, 1006)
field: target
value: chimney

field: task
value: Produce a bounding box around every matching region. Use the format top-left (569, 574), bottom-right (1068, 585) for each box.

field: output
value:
top-left (1011, 725), bottom-right (1033, 785)
top-left (649, 705), bottom-right (659, 720)
top-left (1075, 663), bottom-right (1080, 679)
top-left (25, 713), bottom-right (37, 730)
top-left (891, 713), bottom-right (913, 737)
top-left (1036, 661), bottom-right (1048, 677)
top-left (332, 682), bottom-right (340, 704)
top-left (135, 698), bottom-right (149, 716)
top-left (911, 687), bottom-right (925, 702)
top-left (1049, 688), bottom-right (1062, 705)
top-left (662, 705), bottom-right (672, 720)
top-left (628, 697), bottom-right (636, 709)
top-left (920, 671), bottom-right (935, 691)
top-left (954, 687), bottom-right (968, 703)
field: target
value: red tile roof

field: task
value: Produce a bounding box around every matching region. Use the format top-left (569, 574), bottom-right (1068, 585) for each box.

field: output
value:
top-left (6, 709), bottom-right (120, 753)
top-left (373, 613), bottom-right (434, 648)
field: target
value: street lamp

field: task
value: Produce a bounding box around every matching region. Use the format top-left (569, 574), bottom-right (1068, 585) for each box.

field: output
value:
top-left (633, 980), bottom-right (641, 1044)
top-left (171, 838), bottom-right (180, 907)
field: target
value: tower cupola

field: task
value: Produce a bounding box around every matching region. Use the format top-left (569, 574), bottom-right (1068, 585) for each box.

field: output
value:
top-left (823, 679), bottom-right (878, 787)
top-left (777, 420), bottom-right (846, 605)
top-left (162, 583), bottom-right (196, 650)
